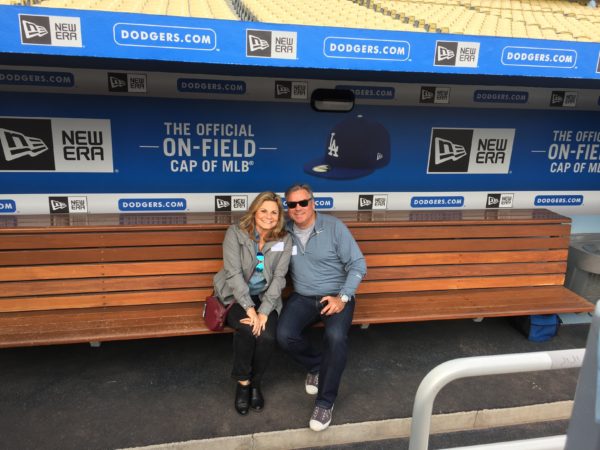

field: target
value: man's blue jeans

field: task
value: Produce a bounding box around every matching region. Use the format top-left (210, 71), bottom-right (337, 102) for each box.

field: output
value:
top-left (277, 293), bottom-right (355, 409)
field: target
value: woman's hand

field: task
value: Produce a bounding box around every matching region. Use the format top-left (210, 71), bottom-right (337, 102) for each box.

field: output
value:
top-left (255, 313), bottom-right (268, 336)
top-left (240, 308), bottom-right (268, 336)
top-left (240, 307), bottom-right (261, 336)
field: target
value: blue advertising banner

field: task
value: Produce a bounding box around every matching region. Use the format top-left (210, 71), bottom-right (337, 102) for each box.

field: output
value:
top-left (1, 92), bottom-right (598, 195)
top-left (1, 5), bottom-right (599, 81)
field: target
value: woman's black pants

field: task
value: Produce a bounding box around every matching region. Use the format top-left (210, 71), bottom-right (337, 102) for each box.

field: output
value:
top-left (226, 300), bottom-right (278, 385)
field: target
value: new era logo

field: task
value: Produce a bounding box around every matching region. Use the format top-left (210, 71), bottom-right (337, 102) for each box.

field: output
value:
top-left (275, 81), bottom-right (291, 98)
top-left (437, 45), bottom-right (455, 61)
top-left (486, 193), bottom-right (514, 208)
top-left (274, 80), bottom-right (307, 99)
top-left (49, 196), bottom-right (88, 213)
top-left (108, 73), bottom-right (147, 93)
top-left (486, 194), bottom-right (500, 207)
top-left (247, 30), bottom-right (271, 57)
top-left (420, 86), bottom-right (450, 104)
top-left (550, 91), bottom-right (565, 106)
top-left (20, 15), bottom-right (51, 45)
top-left (550, 91), bottom-right (577, 107)
top-left (421, 87), bottom-right (435, 102)
top-left (215, 195), bottom-right (248, 212)
top-left (0, 118), bottom-right (55, 171)
top-left (428, 129), bottom-right (473, 173)
top-left (215, 197), bottom-right (231, 210)
top-left (358, 194), bottom-right (388, 210)
top-left (22, 19), bottom-right (48, 39)
top-left (434, 42), bottom-right (457, 65)
top-left (246, 29), bottom-right (297, 59)
top-left (249, 34), bottom-right (269, 52)
top-left (434, 41), bottom-right (479, 68)
top-left (0, 128), bottom-right (49, 161)
top-left (108, 75), bottom-right (127, 90)
top-left (49, 197), bottom-right (68, 213)
top-left (428, 128), bottom-right (514, 174)
top-left (19, 14), bottom-right (82, 47)
top-left (358, 195), bottom-right (373, 209)
top-left (434, 137), bottom-right (467, 164)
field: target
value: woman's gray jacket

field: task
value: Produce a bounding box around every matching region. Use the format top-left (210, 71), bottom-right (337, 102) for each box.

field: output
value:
top-left (213, 225), bottom-right (293, 316)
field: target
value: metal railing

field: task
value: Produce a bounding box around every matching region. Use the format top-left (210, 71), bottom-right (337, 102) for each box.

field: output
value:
top-left (408, 348), bottom-right (585, 450)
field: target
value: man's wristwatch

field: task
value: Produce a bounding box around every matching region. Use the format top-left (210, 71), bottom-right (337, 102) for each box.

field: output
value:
top-left (338, 293), bottom-right (350, 303)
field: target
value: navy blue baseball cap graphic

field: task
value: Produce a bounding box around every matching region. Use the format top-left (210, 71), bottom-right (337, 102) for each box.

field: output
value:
top-left (304, 115), bottom-right (390, 179)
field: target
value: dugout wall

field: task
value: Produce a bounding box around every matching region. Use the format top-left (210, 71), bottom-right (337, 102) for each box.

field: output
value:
top-left (0, 5), bottom-right (599, 232)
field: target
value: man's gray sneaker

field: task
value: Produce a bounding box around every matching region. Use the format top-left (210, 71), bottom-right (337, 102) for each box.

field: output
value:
top-left (309, 404), bottom-right (333, 431)
top-left (305, 372), bottom-right (319, 395)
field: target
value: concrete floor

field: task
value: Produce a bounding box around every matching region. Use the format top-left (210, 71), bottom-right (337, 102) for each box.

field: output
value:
top-left (0, 317), bottom-right (589, 450)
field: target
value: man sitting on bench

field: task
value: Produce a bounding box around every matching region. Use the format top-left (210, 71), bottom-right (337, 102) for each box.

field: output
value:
top-left (277, 183), bottom-right (367, 432)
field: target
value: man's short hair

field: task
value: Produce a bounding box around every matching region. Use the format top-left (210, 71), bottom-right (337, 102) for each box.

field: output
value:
top-left (285, 183), bottom-right (314, 199)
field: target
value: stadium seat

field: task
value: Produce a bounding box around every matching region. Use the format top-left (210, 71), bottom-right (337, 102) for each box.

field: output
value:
top-left (26, 0), bottom-right (600, 41)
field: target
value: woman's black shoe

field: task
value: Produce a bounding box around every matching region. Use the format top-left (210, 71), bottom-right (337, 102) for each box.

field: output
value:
top-left (250, 385), bottom-right (264, 412)
top-left (235, 383), bottom-right (250, 416)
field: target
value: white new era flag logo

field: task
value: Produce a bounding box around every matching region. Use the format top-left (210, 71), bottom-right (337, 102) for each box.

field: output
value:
top-left (0, 128), bottom-right (49, 161)
top-left (437, 46), bottom-right (455, 61)
top-left (109, 77), bottom-right (127, 89)
top-left (359, 198), bottom-right (372, 208)
top-left (434, 137), bottom-right (467, 164)
top-left (50, 199), bottom-right (67, 210)
top-left (216, 199), bottom-right (230, 209)
top-left (248, 35), bottom-right (269, 52)
top-left (22, 20), bottom-right (48, 39)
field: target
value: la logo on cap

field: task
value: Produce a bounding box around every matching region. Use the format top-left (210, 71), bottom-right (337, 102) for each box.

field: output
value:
top-left (304, 115), bottom-right (391, 180)
top-left (328, 133), bottom-right (339, 157)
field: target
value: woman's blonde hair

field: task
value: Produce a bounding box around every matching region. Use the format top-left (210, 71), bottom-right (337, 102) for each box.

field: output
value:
top-left (239, 191), bottom-right (287, 241)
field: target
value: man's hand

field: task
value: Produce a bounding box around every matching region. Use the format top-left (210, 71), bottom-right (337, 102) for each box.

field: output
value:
top-left (320, 295), bottom-right (345, 316)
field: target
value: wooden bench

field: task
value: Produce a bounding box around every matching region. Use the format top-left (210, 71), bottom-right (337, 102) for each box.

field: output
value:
top-left (0, 208), bottom-right (593, 348)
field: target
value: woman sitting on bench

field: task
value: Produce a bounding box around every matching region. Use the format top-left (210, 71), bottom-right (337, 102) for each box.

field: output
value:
top-left (213, 191), bottom-right (293, 415)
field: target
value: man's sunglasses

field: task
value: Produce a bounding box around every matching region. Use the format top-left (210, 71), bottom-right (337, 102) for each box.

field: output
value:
top-left (256, 251), bottom-right (264, 272)
top-left (287, 199), bottom-right (311, 209)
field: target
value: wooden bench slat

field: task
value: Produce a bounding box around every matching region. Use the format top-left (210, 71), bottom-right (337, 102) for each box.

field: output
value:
top-left (0, 312), bottom-right (204, 335)
top-left (358, 274), bottom-right (566, 293)
top-left (1, 258), bottom-right (567, 284)
top-left (0, 237), bottom-right (571, 267)
top-left (0, 272), bottom-right (569, 312)
top-left (0, 320), bottom-right (214, 348)
top-left (358, 237), bottom-right (570, 254)
top-left (350, 224), bottom-right (570, 240)
top-left (0, 260), bottom-right (223, 282)
top-left (366, 249), bottom-right (568, 267)
top-left (353, 286), bottom-right (592, 323)
top-left (0, 224), bottom-right (570, 251)
top-left (0, 302), bottom-right (204, 327)
top-left (1, 269), bottom-right (566, 300)
top-left (366, 262), bottom-right (567, 280)
top-left (0, 289), bottom-right (210, 313)
top-left (0, 274), bottom-right (215, 298)
top-left (0, 245), bottom-right (223, 266)
top-left (0, 230), bottom-right (226, 250)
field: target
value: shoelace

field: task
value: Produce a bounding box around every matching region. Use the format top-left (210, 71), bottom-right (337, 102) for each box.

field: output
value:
top-left (311, 406), bottom-right (331, 422)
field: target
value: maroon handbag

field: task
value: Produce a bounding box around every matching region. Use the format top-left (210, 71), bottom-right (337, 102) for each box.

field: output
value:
top-left (203, 295), bottom-right (233, 331)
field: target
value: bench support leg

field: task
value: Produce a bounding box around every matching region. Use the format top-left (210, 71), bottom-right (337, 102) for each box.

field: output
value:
top-left (360, 324), bottom-right (370, 330)
top-left (89, 341), bottom-right (102, 348)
